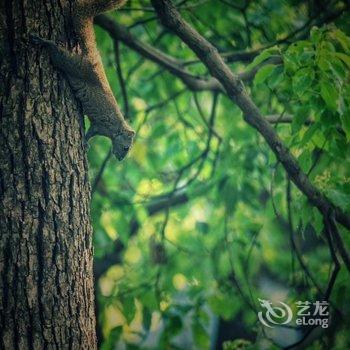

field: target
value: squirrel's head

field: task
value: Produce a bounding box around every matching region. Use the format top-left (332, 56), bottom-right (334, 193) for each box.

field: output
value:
top-left (112, 126), bottom-right (135, 161)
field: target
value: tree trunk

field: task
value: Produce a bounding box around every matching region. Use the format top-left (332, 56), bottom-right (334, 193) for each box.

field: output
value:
top-left (0, 0), bottom-right (97, 348)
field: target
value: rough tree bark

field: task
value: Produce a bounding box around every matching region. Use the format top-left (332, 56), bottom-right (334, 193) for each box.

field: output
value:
top-left (0, 0), bottom-right (97, 348)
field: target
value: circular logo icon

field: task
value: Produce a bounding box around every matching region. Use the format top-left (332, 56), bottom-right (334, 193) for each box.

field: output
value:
top-left (258, 298), bottom-right (293, 328)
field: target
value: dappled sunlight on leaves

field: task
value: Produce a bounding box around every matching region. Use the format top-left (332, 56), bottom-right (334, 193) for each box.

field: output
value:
top-left (91, 1), bottom-right (350, 349)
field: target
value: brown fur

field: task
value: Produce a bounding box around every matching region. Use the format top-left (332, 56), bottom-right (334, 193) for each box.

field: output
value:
top-left (30, 0), bottom-right (134, 160)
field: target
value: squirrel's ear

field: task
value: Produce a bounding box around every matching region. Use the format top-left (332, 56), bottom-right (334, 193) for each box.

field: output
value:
top-left (77, 0), bottom-right (127, 19)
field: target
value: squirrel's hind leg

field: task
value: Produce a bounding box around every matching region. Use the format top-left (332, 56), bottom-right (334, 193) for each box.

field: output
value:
top-left (29, 33), bottom-right (98, 84)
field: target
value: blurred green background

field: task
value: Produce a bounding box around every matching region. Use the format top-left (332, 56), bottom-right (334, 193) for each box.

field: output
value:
top-left (88, 0), bottom-right (350, 348)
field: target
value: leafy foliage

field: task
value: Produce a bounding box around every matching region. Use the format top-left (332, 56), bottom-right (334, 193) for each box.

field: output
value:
top-left (89, 0), bottom-right (350, 349)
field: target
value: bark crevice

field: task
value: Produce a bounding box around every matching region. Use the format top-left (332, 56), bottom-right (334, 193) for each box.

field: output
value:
top-left (0, 0), bottom-right (97, 348)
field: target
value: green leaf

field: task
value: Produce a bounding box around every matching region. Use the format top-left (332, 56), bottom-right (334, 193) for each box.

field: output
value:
top-left (100, 326), bottom-right (123, 350)
top-left (246, 46), bottom-right (279, 72)
top-left (291, 106), bottom-right (310, 134)
top-left (142, 307), bottom-right (152, 331)
top-left (139, 290), bottom-right (158, 311)
top-left (122, 296), bottom-right (136, 324)
top-left (310, 26), bottom-right (322, 45)
top-left (152, 123), bottom-right (168, 138)
top-left (326, 189), bottom-right (350, 211)
top-left (317, 57), bottom-right (332, 72)
top-left (298, 149), bottom-right (312, 172)
top-left (329, 56), bottom-right (348, 80)
top-left (312, 208), bottom-right (323, 233)
top-left (300, 123), bottom-right (319, 146)
top-left (292, 67), bottom-right (314, 95)
top-left (218, 177), bottom-right (238, 211)
top-left (340, 111), bottom-right (350, 141)
top-left (320, 81), bottom-right (338, 111)
top-left (208, 293), bottom-right (239, 320)
top-left (332, 29), bottom-right (350, 53)
top-left (267, 65), bottom-right (284, 88)
top-left (192, 321), bottom-right (209, 348)
top-left (334, 52), bottom-right (350, 69)
top-left (253, 64), bottom-right (276, 86)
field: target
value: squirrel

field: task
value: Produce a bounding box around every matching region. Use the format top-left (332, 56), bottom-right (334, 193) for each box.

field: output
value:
top-left (30, 0), bottom-right (134, 161)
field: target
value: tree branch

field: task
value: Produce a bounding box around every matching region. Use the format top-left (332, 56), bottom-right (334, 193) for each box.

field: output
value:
top-left (95, 14), bottom-right (281, 92)
top-left (150, 0), bottom-right (350, 231)
top-left (264, 114), bottom-right (311, 125)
